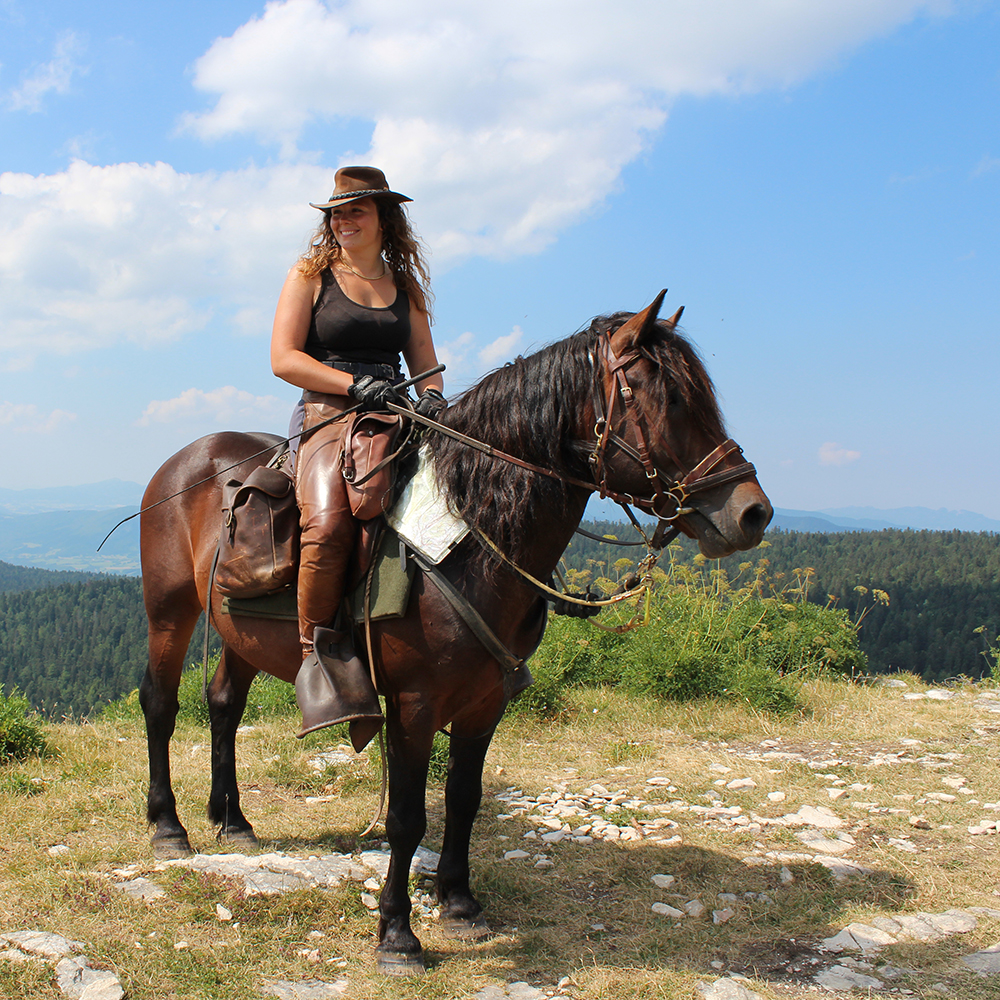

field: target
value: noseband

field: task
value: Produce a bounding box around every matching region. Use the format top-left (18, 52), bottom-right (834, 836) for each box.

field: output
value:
top-left (587, 331), bottom-right (759, 531)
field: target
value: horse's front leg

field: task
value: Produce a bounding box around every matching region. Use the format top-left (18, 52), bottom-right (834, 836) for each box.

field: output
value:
top-left (376, 701), bottom-right (434, 976)
top-left (437, 729), bottom-right (494, 939)
top-left (207, 647), bottom-right (259, 847)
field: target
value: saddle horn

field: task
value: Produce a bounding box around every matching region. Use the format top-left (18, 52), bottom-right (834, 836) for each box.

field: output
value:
top-left (609, 289), bottom-right (667, 354)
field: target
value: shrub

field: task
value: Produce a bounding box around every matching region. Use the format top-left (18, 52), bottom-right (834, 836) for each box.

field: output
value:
top-left (0, 688), bottom-right (47, 762)
top-left (101, 659), bottom-right (299, 725)
top-left (519, 552), bottom-right (869, 717)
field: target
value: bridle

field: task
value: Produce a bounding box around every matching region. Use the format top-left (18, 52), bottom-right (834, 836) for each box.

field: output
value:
top-left (585, 329), bottom-right (759, 537)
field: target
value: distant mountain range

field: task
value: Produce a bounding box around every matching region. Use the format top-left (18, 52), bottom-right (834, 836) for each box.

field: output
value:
top-left (0, 480), bottom-right (997, 573)
top-left (0, 479), bottom-right (144, 515)
top-left (771, 506), bottom-right (1000, 533)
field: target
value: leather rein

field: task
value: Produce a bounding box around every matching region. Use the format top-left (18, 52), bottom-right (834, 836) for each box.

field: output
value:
top-left (394, 329), bottom-right (759, 548)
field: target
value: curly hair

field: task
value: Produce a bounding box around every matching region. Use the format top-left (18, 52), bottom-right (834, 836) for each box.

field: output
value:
top-left (296, 199), bottom-right (433, 318)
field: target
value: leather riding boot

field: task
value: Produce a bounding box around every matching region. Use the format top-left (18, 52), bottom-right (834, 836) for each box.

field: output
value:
top-left (295, 626), bottom-right (384, 752)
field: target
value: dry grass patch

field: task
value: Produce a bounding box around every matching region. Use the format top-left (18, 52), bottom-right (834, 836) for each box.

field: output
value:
top-left (1, 675), bottom-right (999, 998)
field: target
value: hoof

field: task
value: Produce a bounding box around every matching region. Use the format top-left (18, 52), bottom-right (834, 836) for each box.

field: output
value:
top-left (151, 835), bottom-right (194, 860)
top-left (218, 827), bottom-right (259, 849)
top-left (376, 950), bottom-right (425, 976)
top-left (439, 914), bottom-right (493, 941)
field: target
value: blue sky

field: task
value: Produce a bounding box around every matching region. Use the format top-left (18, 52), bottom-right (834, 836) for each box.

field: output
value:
top-left (1, 0), bottom-right (998, 518)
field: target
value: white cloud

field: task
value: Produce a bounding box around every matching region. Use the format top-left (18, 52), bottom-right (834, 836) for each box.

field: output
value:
top-left (137, 386), bottom-right (287, 427)
top-left (479, 326), bottom-right (525, 368)
top-left (0, 401), bottom-right (77, 433)
top-left (183, 0), bottom-right (954, 259)
top-left (7, 31), bottom-right (85, 112)
top-left (0, 159), bottom-right (329, 358)
top-left (0, 1), bottom-right (958, 365)
top-left (818, 441), bottom-right (861, 466)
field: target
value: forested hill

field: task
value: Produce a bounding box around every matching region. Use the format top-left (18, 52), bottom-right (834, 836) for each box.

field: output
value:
top-left (0, 576), bottom-right (217, 719)
top-left (2, 525), bottom-right (998, 717)
top-left (0, 559), bottom-right (96, 593)
top-left (561, 523), bottom-right (1000, 683)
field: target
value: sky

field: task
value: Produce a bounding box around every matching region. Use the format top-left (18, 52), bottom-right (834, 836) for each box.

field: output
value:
top-left (1, 0), bottom-right (998, 519)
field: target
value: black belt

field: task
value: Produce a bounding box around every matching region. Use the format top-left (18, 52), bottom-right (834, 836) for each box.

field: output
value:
top-left (325, 360), bottom-right (403, 383)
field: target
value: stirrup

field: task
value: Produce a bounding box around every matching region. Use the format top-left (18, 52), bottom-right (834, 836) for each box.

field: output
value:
top-left (295, 626), bottom-right (384, 751)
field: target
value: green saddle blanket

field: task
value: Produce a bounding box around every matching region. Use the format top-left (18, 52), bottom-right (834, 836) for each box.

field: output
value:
top-left (221, 526), bottom-right (414, 622)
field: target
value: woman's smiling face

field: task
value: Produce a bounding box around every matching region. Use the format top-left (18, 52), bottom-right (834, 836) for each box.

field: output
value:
top-left (330, 197), bottom-right (382, 252)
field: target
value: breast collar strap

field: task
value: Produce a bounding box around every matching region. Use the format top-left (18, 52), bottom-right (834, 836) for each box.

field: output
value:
top-left (586, 332), bottom-right (759, 525)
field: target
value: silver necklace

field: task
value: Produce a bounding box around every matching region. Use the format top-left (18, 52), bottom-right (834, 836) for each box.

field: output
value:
top-left (338, 257), bottom-right (388, 281)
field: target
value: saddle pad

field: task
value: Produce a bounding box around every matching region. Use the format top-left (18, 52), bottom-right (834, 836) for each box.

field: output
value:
top-left (221, 529), bottom-right (414, 623)
top-left (348, 526), bottom-right (415, 621)
top-left (221, 586), bottom-right (298, 621)
top-left (386, 446), bottom-right (469, 565)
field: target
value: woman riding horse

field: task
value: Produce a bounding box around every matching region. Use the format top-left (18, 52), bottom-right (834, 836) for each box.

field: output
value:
top-left (269, 166), bottom-right (445, 742)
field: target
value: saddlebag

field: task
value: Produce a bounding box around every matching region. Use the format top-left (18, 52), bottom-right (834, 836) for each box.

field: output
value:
top-left (215, 465), bottom-right (299, 598)
top-left (342, 411), bottom-right (404, 520)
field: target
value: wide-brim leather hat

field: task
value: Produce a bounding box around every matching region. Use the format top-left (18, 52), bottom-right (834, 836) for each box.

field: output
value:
top-left (309, 166), bottom-right (412, 210)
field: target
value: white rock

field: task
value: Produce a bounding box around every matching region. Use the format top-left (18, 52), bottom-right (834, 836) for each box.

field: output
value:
top-left (821, 923), bottom-right (898, 954)
top-left (216, 904), bottom-right (232, 921)
top-left (814, 965), bottom-right (883, 990)
top-left (116, 877), bottom-right (167, 902)
top-left (263, 980), bottom-right (349, 999)
top-left (0, 948), bottom-right (36, 963)
top-left (646, 776), bottom-right (671, 786)
top-left (696, 978), bottom-right (762, 1000)
top-left (942, 775), bottom-right (967, 788)
top-left (779, 866), bottom-right (794, 884)
top-left (926, 689), bottom-right (955, 701)
top-left (766, 791), bottom-right (786, 803)
top-left (684, 899), bottom-right (706, 917)
top-left (713, 908), bottom-right (735, 924)
top-left (360, 893), bottom-right (378, 910)
top-left (56, 957), bottom-right (125, 1000)
top-left (962, 941), bottom-right (1000, 974)
top-left (650, 874), bottom-right (675, 889)
top-left (795, 830), bottom-right (855, 855)
top-left (651, 902), bottom-right (685, 918)
top-left (48, 844), bottom-right (71, 857)
top-left (0, 931), bottom-right (83, 959)
top-left (726, 778), bottom-right (757, 791)
top-left (503, 850), bottom-right (530, 860)
top-left (827, 788), bottom-right (846, 800)
top-left (790, 805), bottom-right (843, 829)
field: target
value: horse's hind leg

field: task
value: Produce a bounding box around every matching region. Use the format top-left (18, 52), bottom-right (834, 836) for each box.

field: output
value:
top-left (140, 610), bottom-right (199, 859)
top-left (207, 647), bottom-right (259, 847)
top-left (436, 731), bottom-right (493, 939)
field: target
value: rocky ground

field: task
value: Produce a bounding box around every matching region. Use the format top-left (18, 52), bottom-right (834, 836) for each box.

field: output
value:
top-left (2, 680), bottom-right (999, 998)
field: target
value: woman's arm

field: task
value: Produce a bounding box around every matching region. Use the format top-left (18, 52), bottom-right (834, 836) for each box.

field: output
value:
top-left (402, 301), bottom-right (444, 396)
top-left (270, 267), bottom-right (355, 395)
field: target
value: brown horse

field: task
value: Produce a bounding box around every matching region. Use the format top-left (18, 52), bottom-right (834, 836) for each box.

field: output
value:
top-left (138, 294), bottom-right (772, 973)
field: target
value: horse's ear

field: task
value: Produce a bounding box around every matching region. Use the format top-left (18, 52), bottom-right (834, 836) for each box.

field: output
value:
top-left (664, 305), bottom-right (684, 331)
top-left (610, 289), bottom-right (667, 354)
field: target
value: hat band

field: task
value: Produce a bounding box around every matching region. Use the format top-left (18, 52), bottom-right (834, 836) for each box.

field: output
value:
top-left (325, 188), bottom-right (390, 202)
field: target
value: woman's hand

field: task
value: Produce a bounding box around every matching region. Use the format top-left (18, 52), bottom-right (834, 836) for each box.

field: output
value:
top-left (347, 376), bottom-right (403, 410)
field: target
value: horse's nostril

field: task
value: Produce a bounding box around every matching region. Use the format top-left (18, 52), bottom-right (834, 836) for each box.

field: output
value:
top-left (740, 502), bottom-right (772, 538)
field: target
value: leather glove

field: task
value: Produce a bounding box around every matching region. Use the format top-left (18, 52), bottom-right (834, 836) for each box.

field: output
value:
top-left (348, 375), bottom-right (402, 410)
top-left (414, 387), bottom-right (447, 419)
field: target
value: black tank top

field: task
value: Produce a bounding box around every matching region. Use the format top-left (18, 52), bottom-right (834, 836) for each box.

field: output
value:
top-left (304, 269), bottom-right (411, 366)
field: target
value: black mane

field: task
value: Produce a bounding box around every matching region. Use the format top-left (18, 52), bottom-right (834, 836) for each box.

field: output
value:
top-left (427, 313), bottom-right (725, 568)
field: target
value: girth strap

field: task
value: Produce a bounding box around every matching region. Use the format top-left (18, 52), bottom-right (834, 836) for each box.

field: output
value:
top-left (406, 547), bottom-right (531, 703)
